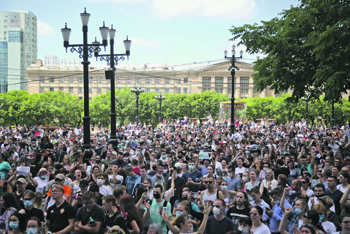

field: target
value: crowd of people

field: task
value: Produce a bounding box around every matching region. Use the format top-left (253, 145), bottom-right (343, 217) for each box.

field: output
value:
top-left (0, 118), bottom-right (350, 234)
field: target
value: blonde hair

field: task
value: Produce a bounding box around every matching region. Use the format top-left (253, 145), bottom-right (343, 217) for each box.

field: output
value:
top-left (319, 196), bottom-right (334, 209)
top-left (313, 203), bottom-right (328, 222)
top-left (265, 169), bottom-right (275, 180)
top-left (107, 225), bottom-right (126, 234)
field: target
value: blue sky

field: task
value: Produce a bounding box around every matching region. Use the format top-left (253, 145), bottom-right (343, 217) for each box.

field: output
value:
top-left (2, 0), bottom-right (299, 66)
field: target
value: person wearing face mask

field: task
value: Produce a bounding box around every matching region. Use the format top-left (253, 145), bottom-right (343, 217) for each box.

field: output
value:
top-left (16, 190), bottom-right (44, 232)
top-left (95, 173), bottom-right (113, 196)
top-left (226, 165), bottom-right (242, 192)
top-left (7, 214), bottom-right (22, 234)
top-left (144, 184), bottom-right (171, 234)
top-left (182, 160), bottom-right (202, 192)
top-left (203, 199), bottom-right (234, 234)
top-left (33, 168), bottom-right (49, 194)
top-left (26, 217), bottom-right (42, 234)
top-left (161, 205), bottom-right (211, 234)
top-left (312, 203), bottom-right (336, 234)
top-left (268, 188), bottom-right (292, 234)
top-left (152, 165), bottom-right (166, 189)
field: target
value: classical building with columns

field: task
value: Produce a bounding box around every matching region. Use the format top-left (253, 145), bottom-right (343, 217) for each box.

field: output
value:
top-left (27, 58), bottom-right (281, 98)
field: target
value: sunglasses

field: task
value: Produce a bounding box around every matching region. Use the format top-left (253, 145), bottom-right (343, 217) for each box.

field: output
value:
top-left (302, 181), bottom-right (307, 184)
top-left (212, 205), bottom-right (221, 208)
top-left (204, 181), bottom-right (213, 184)
top-left (250, 212), bottom-right (258, 216)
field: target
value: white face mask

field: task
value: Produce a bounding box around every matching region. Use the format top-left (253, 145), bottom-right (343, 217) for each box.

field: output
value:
top-left (228, 173), bottom-right (233, 177)
top-left (213, 207), bottom-right (221, 215)
top-left (97, 179), bottom-right (105, 186)
top-left (242, 176), bottom-right (248, 182)
top-left (238, 226), bottom-right (249, 234)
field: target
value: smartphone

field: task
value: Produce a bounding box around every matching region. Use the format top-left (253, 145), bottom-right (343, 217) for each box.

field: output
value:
top-left (163, 207), bottom-right (168, 213)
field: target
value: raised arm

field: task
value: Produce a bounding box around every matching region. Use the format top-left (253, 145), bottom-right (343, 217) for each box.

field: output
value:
top-left (278, 207), bottom-right (293, 234)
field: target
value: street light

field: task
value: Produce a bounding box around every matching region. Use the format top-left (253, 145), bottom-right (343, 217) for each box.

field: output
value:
top-left (224, 43), bottom-right (243, 135)
top-left (155, 92), bottom-right (166, 123)
top-left (93, 22), bottom-right (131, 148)
top-left (61, 8), bottom-right (107, 156)
top-left (131, 82), bottom-right (144, 126)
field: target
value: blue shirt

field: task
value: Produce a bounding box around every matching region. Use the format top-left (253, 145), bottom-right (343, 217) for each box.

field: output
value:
top-left (270, 199), bottom-right (292, 233)
top-left (132, 175), bottom-right (155, 195)
top-left (225, 176), bottom-right (242, 192)
top-left (126, 174), bottom-right (140, 195)
top-left (200, 165), bottom-right (208, 177)
top-left (182, 170), bottom-right (202, 192)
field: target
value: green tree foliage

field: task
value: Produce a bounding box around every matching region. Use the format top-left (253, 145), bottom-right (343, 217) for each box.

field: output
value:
top-left (230, 0), bottom-right (350, 103)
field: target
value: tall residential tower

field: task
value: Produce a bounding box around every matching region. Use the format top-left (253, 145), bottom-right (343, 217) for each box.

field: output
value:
top-left (0, 10), bottom-right (37, 92)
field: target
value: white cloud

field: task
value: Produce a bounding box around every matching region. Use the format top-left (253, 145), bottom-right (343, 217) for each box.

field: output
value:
top-left (131, 37), bottom-right (163, 47)
top-left (152, 0), bottom-right (259, 19)
top-left (37, 20), bottom-right (55, 37)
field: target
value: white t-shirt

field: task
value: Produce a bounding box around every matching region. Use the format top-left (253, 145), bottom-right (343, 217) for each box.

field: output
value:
top-left (251, 223), bottom-right (271, 234)
top-left (34, 176), bottom-right (48, 193)
top-left (98, 185), bottom-right (113, 196)
top-left (108, 174), bottom-right (124, 188)
top-left (235, 167), bottom-right (248, 175)
top-left (336, 184), bottom-right (350, 193)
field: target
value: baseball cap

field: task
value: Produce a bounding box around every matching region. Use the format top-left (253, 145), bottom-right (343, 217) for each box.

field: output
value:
top-left (55, 174), bottom-right (65, 180)
top-left (17, 178), bottom-right (27, 184)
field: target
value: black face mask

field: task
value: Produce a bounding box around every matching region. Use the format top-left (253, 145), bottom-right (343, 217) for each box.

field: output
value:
top-left (182, 195), bottom-right (188, 200)
top-left (316, 194), bottom-right (324, 198)
top-left (117, 159), bottom-right (123, 163)
top-left (153, 193), bottom-right (161, 199)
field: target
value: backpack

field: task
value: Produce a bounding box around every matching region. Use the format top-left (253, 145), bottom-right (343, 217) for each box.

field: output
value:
top-left (113, 213), bottom-right (130, 234)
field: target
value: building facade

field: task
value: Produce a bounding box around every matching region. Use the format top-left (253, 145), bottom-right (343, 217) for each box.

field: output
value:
top-left (0, 10), bottom-right (37, 93)
top-left (27, 59), bottom-right (279, 98)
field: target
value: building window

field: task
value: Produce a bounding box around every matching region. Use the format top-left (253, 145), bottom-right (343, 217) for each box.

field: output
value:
top-left (79, 77), bottom-right (83, 83)
top-left (241, 85), bottom-right (249, 93)
top-left (241, 77), bottom-right (249, 93)
top-left (146, 88), bottom-right (150, 93)
top-left (79, 87), bottom-right (83, 93)
top-left (127, 78), bottom-right (131, 83)
top-left (117, 78), bottom-right (121, 83)
top-left (184, 88), bottom-right (188, 93)
top-left (69, 77), bottom-right (74, 83)
top-left (184, 78), bottom-right (188, 83)
top-left (177, 78), bottom-right (181, 84)
top-left (60, 77), bottom-right (65, 83)
top-left (177, 88), bottom-right (181, 94)
top-left (50, 77), bottom-right (55, 83)
top-left (40, 87), bottom-right (44, 93)
top-left (98, 87), bottom-right (102, 93)
top-left (97, 77), bottom-right (102, 83)
top-left (69, 87), bottom-right (73, 92)
top-left (79, 97), bottom-right (83, 100)
top-left (40, 76), bottom-right (45, 83)
top-left (59, 87), bottom-right (64, 91)
top-left (136, 78), bottom-right (141, 83)
top-left (156, 78), bottom-right (160, 83)
top-left (203, 77), bottom-right (211, 92)
top-left (215, 77), bottom-right (223, 93)
top-left (241, 77), bottom-right (249, 84)
top-left (89, 87), bottom-right (92, 93)
top-left (146, 78), bottom-right (151, 83)
top-left (50, 87), bottom-right (54, 91)
top-left (165, 88), bottom-right (170, 93)
top-left (165, 78), bottom-right (170, 84)
top-left (89, 77), bottom-right (93, 83)
top-left (155, 88), bottom-right (160, 92)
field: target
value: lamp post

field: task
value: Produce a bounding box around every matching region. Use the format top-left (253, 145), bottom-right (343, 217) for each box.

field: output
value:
top-left (92, 22), bottom-right (131, 148)
top-left (61, 8), bottom-right (107, 155)
top-left (155, 92), bottom-right (166, 123)
top-left (224, 44), bottom-right (243, 135)
top-left (131, 82), bottom-right (144, 126)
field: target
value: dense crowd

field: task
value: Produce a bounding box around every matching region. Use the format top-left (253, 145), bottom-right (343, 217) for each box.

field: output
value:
top-left (0, 118), bottom-right (350, 234)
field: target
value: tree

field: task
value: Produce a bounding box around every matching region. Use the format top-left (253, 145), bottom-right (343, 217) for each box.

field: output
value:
top-left (230, 0), bottom-right (350, 103)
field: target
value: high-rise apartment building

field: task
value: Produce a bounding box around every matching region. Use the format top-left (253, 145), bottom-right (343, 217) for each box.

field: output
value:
top-left (0, 10), bottom-right (37, 92)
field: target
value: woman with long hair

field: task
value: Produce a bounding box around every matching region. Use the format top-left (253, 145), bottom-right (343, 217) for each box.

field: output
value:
top-left (244, 170), bottom-right (264, 202)
top-left (313, 203), bottom-right (336, 234)
top-left (62, 155), bottom-right (72, 171)
top-left (5, 213), bottom-right (22, 234)
top-left (311, 168), bottom-right (324, 188)
top-left (0, 193), bottom-right (19, 233)
top-left (318, 196), bottom-right (338, 226)
top-left (250, 206), bottom-right (270, 233)
top-left (120, 194), bottom-right (144, 234)
top-left (262, 169), bottom-right (278, 193)
top-left (216, 180), bottom-right (236, 213)
top-left (302, 210), bottom-right (327, 234)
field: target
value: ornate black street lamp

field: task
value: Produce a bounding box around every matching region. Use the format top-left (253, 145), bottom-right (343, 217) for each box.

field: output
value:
top-left (224, 44), bottom-right (243, 135)
top-left (131, 83), bottom-right (144, 126)
top-left (61, 8), bottom-right (107, 155)
top-left (92, 22), bottom-right (131, 148)
top-left (155, 92), bottom-right (166, 123)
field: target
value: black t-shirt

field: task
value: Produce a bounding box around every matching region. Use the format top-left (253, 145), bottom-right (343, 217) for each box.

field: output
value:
top-left (226, 206), bottom-right (250, 232)
top-left (126, 213), bottom-right (136, 231)
top-left (75, 204), bottom-right (105, 234)
top-left (274, 167), bottom-right (290, 179)
top-left (17, 207), bottom-right (45, 232)
top-left (105, 211), bottom-right (125, 231)
top-left (12, 191), bottom-right (24, 208)
top-left (47, 201), bottom-right (76, 233)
